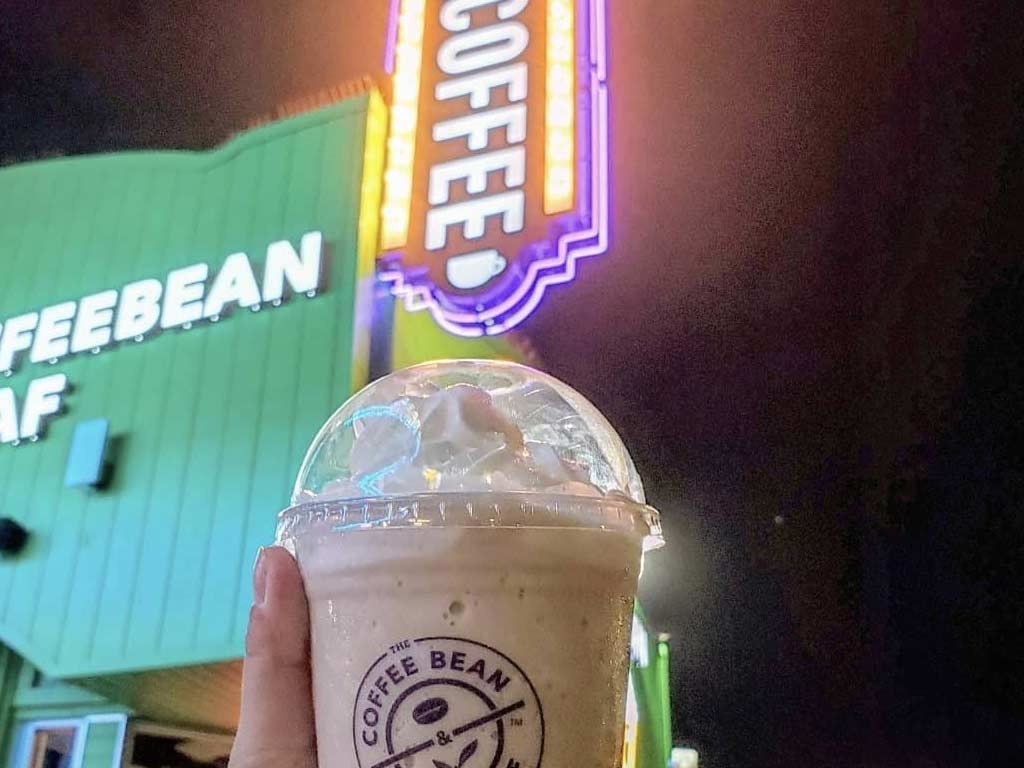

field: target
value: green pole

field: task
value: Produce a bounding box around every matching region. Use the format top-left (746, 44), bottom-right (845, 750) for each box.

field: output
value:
top-left (656, 636), bottom-right (673, 761)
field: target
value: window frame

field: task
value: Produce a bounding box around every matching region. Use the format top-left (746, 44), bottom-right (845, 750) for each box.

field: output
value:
top-left (13, 714), bottom-right (129, 768)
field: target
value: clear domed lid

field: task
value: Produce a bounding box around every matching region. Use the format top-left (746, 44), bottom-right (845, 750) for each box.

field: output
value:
top-left (292, 360), bottom-right (649, 507)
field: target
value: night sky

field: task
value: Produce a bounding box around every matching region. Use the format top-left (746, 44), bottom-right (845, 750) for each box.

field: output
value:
top-left (3, 1), bottom-right (1023, 765)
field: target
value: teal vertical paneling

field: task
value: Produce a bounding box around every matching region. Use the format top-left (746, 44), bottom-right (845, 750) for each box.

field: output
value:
top-left (225, 134), bottom-right (304, 644)
top-left (32, 170), bottom-right (130, 656)
top-left (4, 168), bottom-right (87, 643)
top-left (53, 171), bottom-right (142, 665)
top-left (0, 93), bottom-right (378, 676)
top-left (160, 158), bottom-right (237, 656)
top-left (285, 126), bottom-right (334, 497)
top-left (86, 171), bottom-right (175, 660)
top-left (0, 167), bottom-right (39, 627)
top-left (122, 169), bottom-right (211, 662)
top-left (191, 138), bottom-right (274, 650)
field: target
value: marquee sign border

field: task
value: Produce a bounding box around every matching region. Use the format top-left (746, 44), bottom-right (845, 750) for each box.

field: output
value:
top-left (377, 0), bottom-right (611, 338)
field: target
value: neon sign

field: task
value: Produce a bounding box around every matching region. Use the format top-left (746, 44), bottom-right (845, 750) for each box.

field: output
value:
top-left (378, 0), bottom-right (610, 337)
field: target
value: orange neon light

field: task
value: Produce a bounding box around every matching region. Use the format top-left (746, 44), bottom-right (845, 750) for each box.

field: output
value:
top-left (622, 673), bottom-right (640, 768)
top-left (381, 0), bottom-right (426, 250)
top-left (544, 0), bottom-right (576, 214)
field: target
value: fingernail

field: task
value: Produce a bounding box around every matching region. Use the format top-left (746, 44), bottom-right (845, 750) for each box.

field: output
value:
top-left (253, 546), bottom-right (268, 605)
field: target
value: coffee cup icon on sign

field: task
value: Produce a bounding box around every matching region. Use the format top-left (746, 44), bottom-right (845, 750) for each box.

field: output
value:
top-left (445, 250), bottom-right (508, 290)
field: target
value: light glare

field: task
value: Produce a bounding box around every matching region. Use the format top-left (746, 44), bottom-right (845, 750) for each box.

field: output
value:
top-left (381, 0), bottom-right (427, 250)
top-left (545, 0), bottom-right (576, 214)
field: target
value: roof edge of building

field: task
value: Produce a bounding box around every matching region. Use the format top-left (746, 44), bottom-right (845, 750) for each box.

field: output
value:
top-left (1, 624), bottom-right (242, 680)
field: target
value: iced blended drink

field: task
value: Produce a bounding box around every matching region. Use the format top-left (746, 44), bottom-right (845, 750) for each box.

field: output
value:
top-left (276, 361), bottom-right (663, 768)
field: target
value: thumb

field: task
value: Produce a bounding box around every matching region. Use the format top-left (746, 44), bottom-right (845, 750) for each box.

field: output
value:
top-left (230, 546), bottom-right (317, 768)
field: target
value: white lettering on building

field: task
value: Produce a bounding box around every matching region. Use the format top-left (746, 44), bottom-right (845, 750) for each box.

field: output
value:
top-left (71, 290), bottom-right (118, 354)
top-left (30, 301), bottom-right (77, 364)
top-left (0, 313), bottom-right (39, 373)
top-left (161, 264), bottom-right (210, 330)
top-left (203, 253), bottom-right (261, 319)
top-left (19, 374), bottom-right (68, 441)
top-left (114, 279), bottom-right (163, 343)
top-left (0, 231), bottom-right (326, 446)
top-left (262, 231), bottom-right (324, 304)
top-left (0, 374), bottom-right (68, 445)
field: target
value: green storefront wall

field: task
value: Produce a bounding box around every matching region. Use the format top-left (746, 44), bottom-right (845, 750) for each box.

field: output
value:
top-left (0, 90), bottom-right (385, 687)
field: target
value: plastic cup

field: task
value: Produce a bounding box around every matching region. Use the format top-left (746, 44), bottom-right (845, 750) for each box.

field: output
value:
top-left (276, 360), bottom-right (663, 768)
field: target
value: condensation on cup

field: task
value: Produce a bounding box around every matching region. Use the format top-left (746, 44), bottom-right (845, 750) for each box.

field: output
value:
top-left (276, 360), bottom-right (664, 768)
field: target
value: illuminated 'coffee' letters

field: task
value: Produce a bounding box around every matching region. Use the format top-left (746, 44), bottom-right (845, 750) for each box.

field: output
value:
top-left (379, 0), bottom-right (611, 337)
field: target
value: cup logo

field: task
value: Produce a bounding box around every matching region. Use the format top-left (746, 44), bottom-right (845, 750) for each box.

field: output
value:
top-left (353, 637), bottom-right (545, 768)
